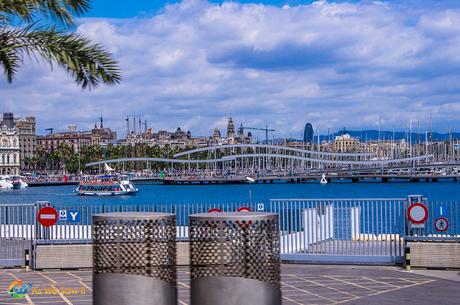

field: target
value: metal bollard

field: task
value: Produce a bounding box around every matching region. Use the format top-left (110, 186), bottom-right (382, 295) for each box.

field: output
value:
top-left (189, 212), bottom-right (281, 305)
top-left (405, 245), bottom-right (411, 271)
top-left (92, 212), bottom-right (177, 305)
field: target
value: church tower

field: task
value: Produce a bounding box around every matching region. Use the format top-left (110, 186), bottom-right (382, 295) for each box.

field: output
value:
top-left (227, 117), bottom-right (235, 138)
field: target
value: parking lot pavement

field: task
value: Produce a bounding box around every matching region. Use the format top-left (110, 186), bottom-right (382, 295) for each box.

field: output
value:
top-left (0, 265), bottom-right (458, 305)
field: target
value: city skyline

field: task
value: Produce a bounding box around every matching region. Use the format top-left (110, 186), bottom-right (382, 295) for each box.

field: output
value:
top-left (3, 0), bottom-right (460, 136)
top-left (4, 112), bottom-right (460, 141)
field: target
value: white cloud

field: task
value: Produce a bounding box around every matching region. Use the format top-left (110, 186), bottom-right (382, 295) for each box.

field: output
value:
top-left (2, 0), bottom-right (460, 137)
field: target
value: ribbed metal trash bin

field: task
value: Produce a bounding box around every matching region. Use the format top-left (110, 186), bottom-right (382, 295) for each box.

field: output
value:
top-left (190, 212), bottom-right (281, 305)
top-left (93, 212), bottom-right (177, 305)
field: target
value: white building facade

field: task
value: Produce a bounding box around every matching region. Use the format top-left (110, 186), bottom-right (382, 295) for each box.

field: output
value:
top-left (0, 126), bottom-right (20, 175)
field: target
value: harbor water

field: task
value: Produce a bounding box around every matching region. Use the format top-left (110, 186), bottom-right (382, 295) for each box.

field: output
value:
top-left (0, 181), bottom-right (458, 206)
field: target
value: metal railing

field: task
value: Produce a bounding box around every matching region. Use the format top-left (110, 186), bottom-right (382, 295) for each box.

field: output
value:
top-left (0, 203), bottom-right (36, 267)
top-left (269, 198), bottom-right (408, 263)
top-left (34, 201), bottom-right (266, 242)
top-left (1, 197), bottom-right (459, 267)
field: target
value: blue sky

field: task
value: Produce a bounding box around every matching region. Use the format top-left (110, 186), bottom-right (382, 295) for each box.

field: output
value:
top-left (85, 0), bottom-right (337, 18)
top-left (3, 0), bottom-right (460, 138)
top-left (84, 0), bottom-right (460, 18)
top-left (84, 0), bottom-right (167, 18)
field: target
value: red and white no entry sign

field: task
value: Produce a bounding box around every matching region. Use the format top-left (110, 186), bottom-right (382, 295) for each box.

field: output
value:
top-left (407, 203), bottom-right (428, 224)
top-left (434, 217), bottom-right (448, 232)
top-left (237, 207), bottom-right (251, 212)
top-left (207, 208), bottom-right (222, 213)
top-left (38, 207), bottom-right (58, 227)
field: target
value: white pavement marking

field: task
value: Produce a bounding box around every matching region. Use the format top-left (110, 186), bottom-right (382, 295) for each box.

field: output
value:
top-left (36, 274), bottom-right (73, 305)
top-left (325, 276), bottom-right (377, 292)
top-left (333, 279), bottom-right (435, 305)
top-left (288, 274), bottom-right (358, 298)
top-left (282, 281), bottom-right (336, 303)
top-left (282, 295), bottom-right (305, 305)
top-left (65, 272), bottom-right (92, 292)
top-left (362, 277), bottom-right (400, 288)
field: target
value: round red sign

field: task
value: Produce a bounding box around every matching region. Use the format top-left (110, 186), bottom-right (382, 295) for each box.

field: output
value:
top-left (207, 208), bottom-right (222, 213)
top-left (407, 203), bottom-right (428, 224)
top-left (434, 217), bottom-right (448, 232)
top-left (237, 207), bottom-right (251, 212)
top-left (38, 207), bottom-right (58, 227)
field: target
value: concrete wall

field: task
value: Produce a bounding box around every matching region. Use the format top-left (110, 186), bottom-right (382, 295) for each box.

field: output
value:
top-left (34, 241), bottom-right (191, 270)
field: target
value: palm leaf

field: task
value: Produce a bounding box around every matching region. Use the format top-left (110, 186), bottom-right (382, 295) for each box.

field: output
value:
top-left (0, 0), bottom-right (92, 26)
top-left (0, 25), bottom-right (121, 88)
top-left (0, 0), bottom-right (121, 88)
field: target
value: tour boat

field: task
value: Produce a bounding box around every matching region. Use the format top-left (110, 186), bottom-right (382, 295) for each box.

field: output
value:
top-left (0, 176), bottom-right (14, 189)
top-left (11, 176), bottom-right (28, 189)
top-left (75, 176), bottom-right (138, 196)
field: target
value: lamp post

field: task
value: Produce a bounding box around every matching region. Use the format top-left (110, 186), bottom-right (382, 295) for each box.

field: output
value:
top-left (246, 176), bottom-right (255, 204)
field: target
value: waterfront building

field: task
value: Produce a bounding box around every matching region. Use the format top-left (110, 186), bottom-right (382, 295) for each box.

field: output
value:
top-left (0, 125), bottom-right (20, 175)
top-left (1, 113), bottom-right (37, 171)
top-left (238, 123), bottom-right (244, 138)
top-left (247, 132), bottom-right (253, 142)
top-left (37, 127), bottom-right (92, 153)
top-left (189, 136), bottom-right (211, 148)
top-left (2, 112), bottom-right (14, 128)
top-left (304, 123), bottom-right (314, 143)
top-left (124, 126), bottom-right (199, 148)
top-left (91, 117), bottom-right (117, 145)
top-left (333, 134), bottom-right (361, 153)
top-left (37, 120), bottom-right (116, 154)
top-left (227, 117), bottom-right (235, 138)
top-left (123, 117), bottom-right (253, 148)
top-left (153, 127), bottom-right (191, 142)
top-left (154, 127), bottom-right (191, 144)
top-left (219, 117), bottom-right (253, 145)
top-left (213, 128), bottom-right (222, 142)
top-left (15, 116), bottom-right (36, 170)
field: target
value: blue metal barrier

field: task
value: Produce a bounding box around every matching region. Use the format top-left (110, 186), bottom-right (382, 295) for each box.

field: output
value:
top-left (1, 197), bottom-right (459, 267)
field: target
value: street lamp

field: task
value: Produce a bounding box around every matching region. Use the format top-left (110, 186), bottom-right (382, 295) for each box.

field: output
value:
top-left (246, 176), bottom-right (255, 204)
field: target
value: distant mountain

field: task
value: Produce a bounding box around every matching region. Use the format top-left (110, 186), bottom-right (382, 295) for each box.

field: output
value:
top-left (269, 130), bottom-right (460, 144)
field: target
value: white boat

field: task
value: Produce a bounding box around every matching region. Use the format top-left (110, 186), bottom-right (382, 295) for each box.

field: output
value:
top-left (11, 176), bottom-right (28, 189)
top-left (320, 174), bottom-right (328, 184)
top-left (0, 176), bottom-right (14, 189)
top-left (75, 176), bottom-right (138, 196)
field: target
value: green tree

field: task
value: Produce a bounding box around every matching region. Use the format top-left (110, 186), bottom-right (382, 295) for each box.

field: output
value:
top-left (0, 0), bottom-right (121, 88)
top-left (56, 142), bottom-right (75, 173)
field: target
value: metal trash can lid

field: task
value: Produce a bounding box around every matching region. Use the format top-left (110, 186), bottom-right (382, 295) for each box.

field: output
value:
top-left (93, 212), bottom-right (175, 221)
top-left (190, 212), bottom-right (278, 221)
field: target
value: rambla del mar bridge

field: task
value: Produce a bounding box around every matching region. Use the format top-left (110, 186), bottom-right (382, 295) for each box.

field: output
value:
top-left (83, 144), bottom-right (459, 184)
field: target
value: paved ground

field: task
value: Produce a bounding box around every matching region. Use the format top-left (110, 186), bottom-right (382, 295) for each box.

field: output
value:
top-left (0, 265), bottom-right (459, 305)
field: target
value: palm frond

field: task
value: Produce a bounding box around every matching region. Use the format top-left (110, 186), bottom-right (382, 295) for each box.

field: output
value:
top-left (0, 25), bottom-right (121, 88)
top-left (0, 0), bottom-right (35, 23)
top-left (0, 0), bottom-right (92, 27)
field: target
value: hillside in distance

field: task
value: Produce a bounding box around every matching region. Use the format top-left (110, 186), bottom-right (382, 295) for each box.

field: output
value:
top-left (271, 130), bottom-right (460, 144)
